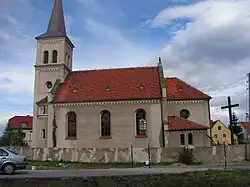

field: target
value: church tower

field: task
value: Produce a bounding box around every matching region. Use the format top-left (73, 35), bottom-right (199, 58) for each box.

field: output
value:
top-left (32, 0), bottom-right (74, 147)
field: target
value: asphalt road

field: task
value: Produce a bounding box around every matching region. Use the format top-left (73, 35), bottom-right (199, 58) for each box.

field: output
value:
top-left (1, 164), bottom-right (250, 179)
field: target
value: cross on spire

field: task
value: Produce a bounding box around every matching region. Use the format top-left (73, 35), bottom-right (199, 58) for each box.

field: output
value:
top-left (36, 0), bottom-right (67, 39)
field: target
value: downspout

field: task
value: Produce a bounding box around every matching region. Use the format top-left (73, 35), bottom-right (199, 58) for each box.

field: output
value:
top-left (207, 98), bottom-right (213, 146)
top-left (158, 57), bottom-right (167, 147)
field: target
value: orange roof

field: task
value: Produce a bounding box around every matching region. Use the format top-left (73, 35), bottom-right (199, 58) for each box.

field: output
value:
top-left (53, 66), bottom-right (211, 103)
top-left (166, 77), bottom-right (211, 100)
top-left (168, 116), bottom-right (209, 131)
top-left (8, 115), bottom-right (33, 129)
top-left (53, 66), bottom-right (161, 103)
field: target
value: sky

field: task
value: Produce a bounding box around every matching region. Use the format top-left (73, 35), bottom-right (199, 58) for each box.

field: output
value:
top-left (0, 0), bottom-right (250, 131)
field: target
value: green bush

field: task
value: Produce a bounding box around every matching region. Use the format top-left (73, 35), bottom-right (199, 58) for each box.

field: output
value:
top-left (177, 147), bottom-right (195, 165)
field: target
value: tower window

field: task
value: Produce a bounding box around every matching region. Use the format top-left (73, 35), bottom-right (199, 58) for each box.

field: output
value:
top-left (68, 55), bottom-right (70, 66)
top-left (45, 81), bottom-right (53, 89)
top-left (52, 50), bottom-right (58, 63)
top-left (42, 129), bottom-right (46, 139)
top-left (43, 51), bottom-right (49, 64)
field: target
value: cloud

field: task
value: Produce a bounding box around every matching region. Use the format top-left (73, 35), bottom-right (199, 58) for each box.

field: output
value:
top-left (74, 18), bottom-right (156, 70)
top-left (148, 0), bottom-right (250, 123)
top-left (0, 0), bottom-right (35, 131)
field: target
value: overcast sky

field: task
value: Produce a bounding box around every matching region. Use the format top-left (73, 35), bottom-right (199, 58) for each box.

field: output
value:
top-left (0, 0), bottom-right (249, 130)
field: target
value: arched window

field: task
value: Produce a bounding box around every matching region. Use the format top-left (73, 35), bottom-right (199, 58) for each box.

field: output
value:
top-left (65, 53), bottom-right (68, 65)
top-left (67, 111), bottom-right (76, 138)
top-left (188, 133), bottom-right (193, 145)
top-left (180, 134), bottom-right (185, 145)
top-left (101, 110), bottom-right (111, 137)
top-left (136, 109), bottom-right (147, 136)
top-left (68, 55), bottom-right (70, 66)
top-left (52, 50), bottom-right (58, 63)
top-left (43, 51), bottom-right (49, 64)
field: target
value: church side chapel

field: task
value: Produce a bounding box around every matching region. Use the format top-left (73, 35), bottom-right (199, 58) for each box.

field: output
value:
top-left (32, 0), bottom-right (212, 148)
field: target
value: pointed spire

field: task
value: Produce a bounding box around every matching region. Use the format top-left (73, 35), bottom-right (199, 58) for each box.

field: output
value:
top-left (36, 0), bottom-right (67, 39)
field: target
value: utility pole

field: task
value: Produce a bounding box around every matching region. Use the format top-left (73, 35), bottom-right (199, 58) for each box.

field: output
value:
top-left (221, 96), bottom-right (239, 145)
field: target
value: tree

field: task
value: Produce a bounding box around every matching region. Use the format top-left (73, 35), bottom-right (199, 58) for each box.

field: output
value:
top-left (229, 112), bottom-right (244, 144)
top-left (0, 124), bottom-right (27, 146)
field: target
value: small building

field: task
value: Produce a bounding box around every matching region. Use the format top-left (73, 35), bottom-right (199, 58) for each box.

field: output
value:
top-left (211, 120), bottom-right (238, 145)
top-left (8, 115), bottom-right (33, 146)
top-left (239, 122), bottom-right (250, 142)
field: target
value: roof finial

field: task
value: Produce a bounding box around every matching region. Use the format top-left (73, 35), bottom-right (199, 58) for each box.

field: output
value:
top-left (36, 0), bottom-right (67, 39)
top-left (158, 56), bottom-right (163, 67)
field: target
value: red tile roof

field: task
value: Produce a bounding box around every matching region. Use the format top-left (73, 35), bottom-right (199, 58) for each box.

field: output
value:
top-left (168, 116), bottom-right (209, 131)
top-left (52, 66), bottom-right (211, 103)
top-left (8, 115), bottom-right (33, 129)
top-left (166, 77), bottom-right (211, 100)
top-left (53, 66), bottom-right (161, 103)
top-left (240, 122), bottom-right (250, 133)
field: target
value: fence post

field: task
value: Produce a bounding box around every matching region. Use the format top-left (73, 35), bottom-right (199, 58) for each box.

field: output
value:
top-left (131, 144), bottom-right (134, 168)
top-left (148, 143), bottom-right (151, 168)
top-left (223, 142), bottom-right (227, 170)
top-left (244, 142), bottom-right (248, 160)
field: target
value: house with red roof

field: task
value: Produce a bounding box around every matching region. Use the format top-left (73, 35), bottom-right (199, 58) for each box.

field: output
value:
top-left (31, 0), bottom-right (212, 148)
top-left (239, 122), bottom-right (250, 142)
top-left (8, 115), bottom-right (33, 146)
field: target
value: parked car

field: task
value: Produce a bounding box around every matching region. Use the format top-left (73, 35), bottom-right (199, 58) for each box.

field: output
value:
top-left (0, 148), bottom-right (28, 174)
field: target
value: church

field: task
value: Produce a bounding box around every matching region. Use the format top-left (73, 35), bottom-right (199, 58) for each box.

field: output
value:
top-left (32, 0), bottom-right (212, 149)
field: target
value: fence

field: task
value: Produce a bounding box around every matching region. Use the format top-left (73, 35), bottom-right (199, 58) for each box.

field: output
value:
top-left (7, 144), bottom-right (250, 165)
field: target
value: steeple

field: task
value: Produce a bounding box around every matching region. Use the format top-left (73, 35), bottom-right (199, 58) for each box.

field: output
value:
top-left (36, 0), bottom-right (69, 40)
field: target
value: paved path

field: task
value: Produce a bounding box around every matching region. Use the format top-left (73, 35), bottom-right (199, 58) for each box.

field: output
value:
top-left (0, 164), bottom-right (249, 179)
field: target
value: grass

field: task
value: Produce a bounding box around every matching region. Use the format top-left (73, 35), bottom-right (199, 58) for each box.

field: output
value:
top-left (26, 160), bottom-right (199, 170)
top-left (26, 160), bottom-right (146, 170)
top-left (3, 169), bottom-right (250, 187)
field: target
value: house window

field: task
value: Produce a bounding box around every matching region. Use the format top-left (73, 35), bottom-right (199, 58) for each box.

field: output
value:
top-left (42, 129), bottom-right (45, 139)
top-left (67, 111), bottom-right (77, 138)
top-left (101, 110), bottom-right (111, 137)
top-left (52, 50), bottom-right (58, 63)
top-left (214, 134), bottom-right (217, 138)
top-left (180, 134), bottom-right (185, 145)
top-left (21, 132), bottom-right (26, 138)
top-left (223, 134), bottom-right (226, 138)
top-left (43, 51), bottom-right (49, 64)
top-left (20, 122), bottom-right (27, 129)
top-left (218, 126), bottom-right (221, 130)
top-left (180, 109), bottom-right (190, 119)
top-left (135, 109), bottom-right (147, 136)
top-left (188, 133), bottom-right (193, 145)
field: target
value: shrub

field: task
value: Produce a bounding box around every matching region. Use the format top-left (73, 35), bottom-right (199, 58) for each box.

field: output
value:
top-left (177, 147), bottom-right (195, 165)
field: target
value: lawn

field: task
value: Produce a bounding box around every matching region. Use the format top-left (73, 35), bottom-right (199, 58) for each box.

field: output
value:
top-left (3, 170), bottom-right (250, 187)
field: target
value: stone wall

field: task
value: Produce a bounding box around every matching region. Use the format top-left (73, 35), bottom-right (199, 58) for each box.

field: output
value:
top-left (7, 144), bottom-right (250, 165)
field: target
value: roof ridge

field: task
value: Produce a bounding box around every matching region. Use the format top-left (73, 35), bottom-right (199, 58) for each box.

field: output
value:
top-left (72, 65), bottom-right (158, 73)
